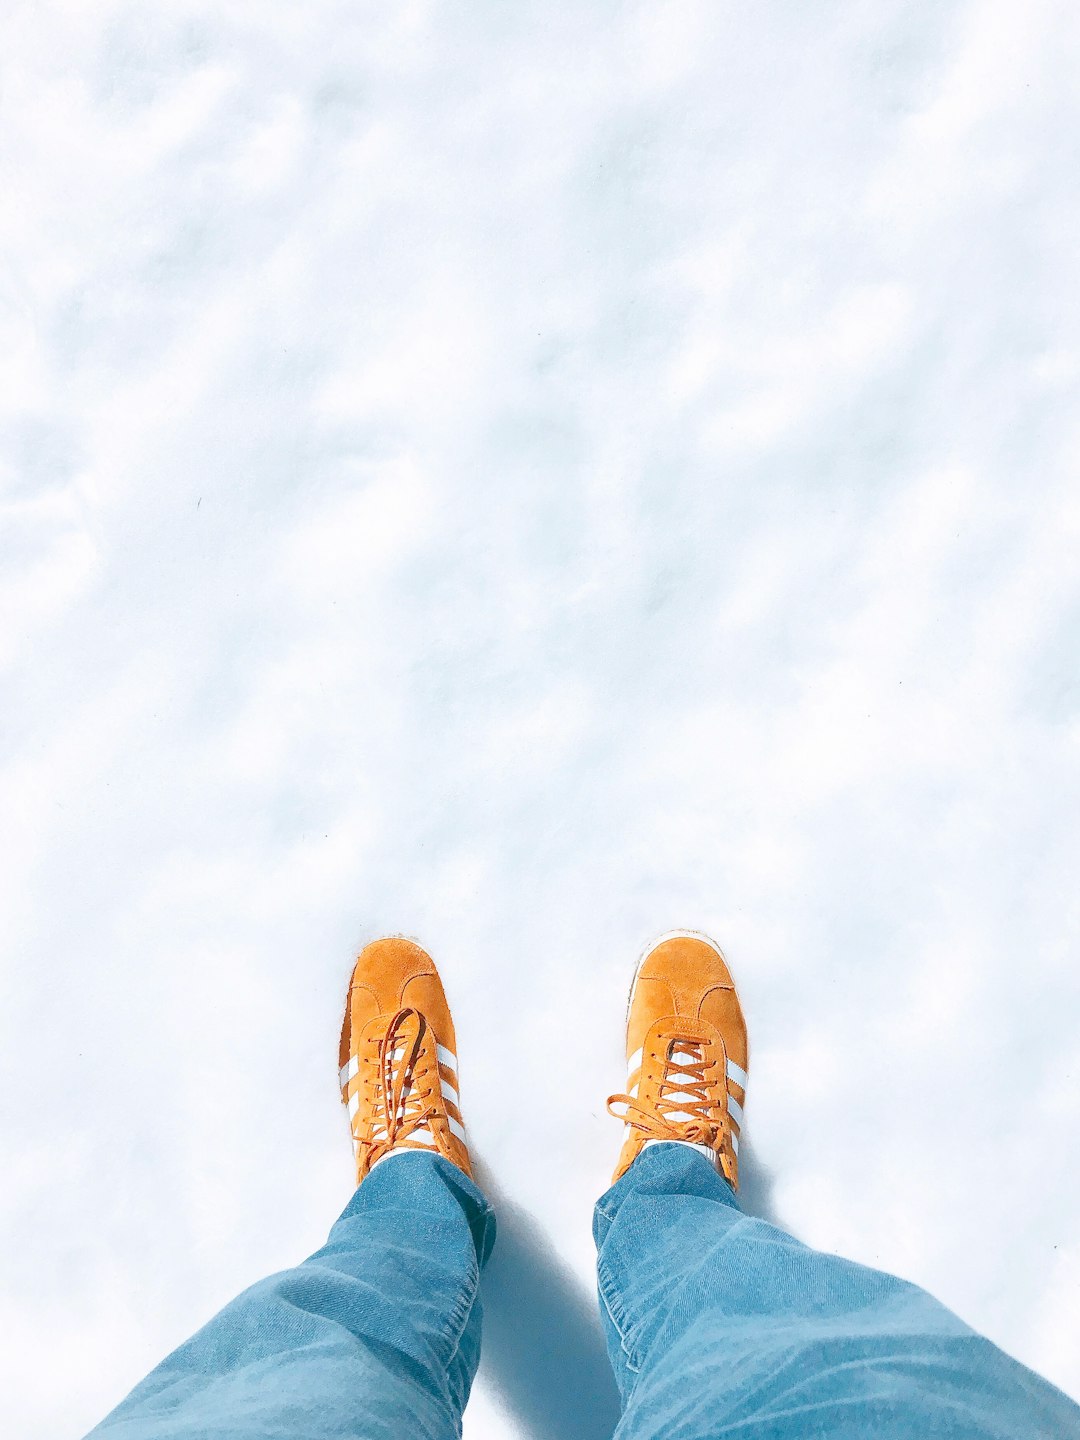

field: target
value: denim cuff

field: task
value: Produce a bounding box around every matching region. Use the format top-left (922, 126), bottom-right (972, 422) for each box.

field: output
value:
top-left (595, 1140), bottom-right (738, 1227)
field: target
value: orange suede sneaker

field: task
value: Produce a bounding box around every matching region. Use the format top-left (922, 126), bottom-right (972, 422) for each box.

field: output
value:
top-left (608, 931), bottom-right (748, 1188)
top-left (339, 937), bottom-right (471, 1183)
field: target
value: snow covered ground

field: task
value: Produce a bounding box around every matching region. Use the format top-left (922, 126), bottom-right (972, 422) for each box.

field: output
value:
top-left (3, 2), bottom-right (1080, 1436)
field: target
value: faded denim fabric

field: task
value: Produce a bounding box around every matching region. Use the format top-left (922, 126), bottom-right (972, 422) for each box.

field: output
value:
top-left (87, 1142), bottom-right (1080, 1439)
top-left (594, 1142), bottom-right (1080, 1440)
top-left (88, 1153), bottom-right (494, 1440)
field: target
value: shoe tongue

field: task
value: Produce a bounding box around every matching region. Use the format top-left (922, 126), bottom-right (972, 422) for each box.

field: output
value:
top-left (383, 1007), bottom-right (431, 1058)
top-left (657, 1031), bottom-right (714, 1120)
top-left (668, 1039), bottom-right (703, 1065)
top-left (648, 1016), bottom-right (710, 1057)
top-left (384, 1045), bottom-right (432, 1132)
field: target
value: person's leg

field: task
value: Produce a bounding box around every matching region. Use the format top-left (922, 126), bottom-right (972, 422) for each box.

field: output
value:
top-left (598, 932), bottom-right (1080, 1439)
top-left (595, 1141), bottom-right (1080, 1440)
top-left (90, 1152), bottom-right (494, 1440)
top-left (88, 937), bottom-right (493, 1440)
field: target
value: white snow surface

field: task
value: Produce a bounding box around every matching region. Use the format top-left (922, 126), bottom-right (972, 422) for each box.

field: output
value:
top-left (3, 3), bottom-right (1080, 1436)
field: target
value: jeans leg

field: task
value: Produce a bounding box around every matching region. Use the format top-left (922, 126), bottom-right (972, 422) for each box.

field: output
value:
top-left (594, 1142), bottom-right (1080, 1440)
top-left (88, 1153), bottom-right (495, 1440)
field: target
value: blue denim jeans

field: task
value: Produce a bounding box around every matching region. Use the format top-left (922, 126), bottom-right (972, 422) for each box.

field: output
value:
top-left (89, 1145), bottom-right (1080, 1439)
top-left (596, 1143), bottom-right (1080, 1439)
top-left (88, 1154), bottom-right (495, 1440)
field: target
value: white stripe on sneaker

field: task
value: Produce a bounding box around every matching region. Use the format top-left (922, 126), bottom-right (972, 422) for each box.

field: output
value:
top-left (726, 1058), bottom-right (748, 1090)
top-left (727, 1095), bottom-right (744, 1130)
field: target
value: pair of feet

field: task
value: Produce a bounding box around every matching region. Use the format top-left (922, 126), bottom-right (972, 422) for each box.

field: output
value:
top-left (339, 932), bottom-right (749, 1189)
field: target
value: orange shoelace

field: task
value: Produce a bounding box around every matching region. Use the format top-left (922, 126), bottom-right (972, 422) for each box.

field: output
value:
top-left (358, 1007), bottom-right (442, 1166)
top-left (607, 1032), bottom-right (728, 1150)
